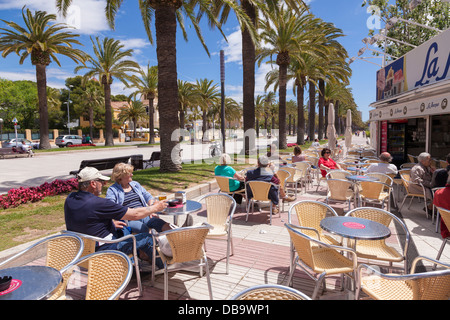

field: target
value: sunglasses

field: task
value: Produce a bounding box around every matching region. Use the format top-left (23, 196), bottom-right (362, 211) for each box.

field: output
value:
top-left (324, 151), bottom-right (331, 154)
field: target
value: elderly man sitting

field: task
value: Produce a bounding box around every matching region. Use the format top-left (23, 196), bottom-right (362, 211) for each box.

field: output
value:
top-left (411, 152), bottom-right (435, 212)
top-left (366, 152), bottom-right (398, 175)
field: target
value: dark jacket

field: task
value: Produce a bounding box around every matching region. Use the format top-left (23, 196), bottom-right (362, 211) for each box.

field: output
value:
top-left (245, 167), bottom-right (280, 205)
top-left (431, 165), bottom-right (450, 188)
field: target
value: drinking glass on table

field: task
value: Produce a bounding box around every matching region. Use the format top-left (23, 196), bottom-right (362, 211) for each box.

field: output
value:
top-left (158, 193), bottom-right (167, 201)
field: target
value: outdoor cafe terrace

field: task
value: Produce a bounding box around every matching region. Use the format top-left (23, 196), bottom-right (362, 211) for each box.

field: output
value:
top-left (0, 135), bottom-right (449, 301)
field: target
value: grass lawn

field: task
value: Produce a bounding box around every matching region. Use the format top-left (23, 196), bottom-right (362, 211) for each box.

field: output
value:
top-left (0, 161), bottom-right (249, 252)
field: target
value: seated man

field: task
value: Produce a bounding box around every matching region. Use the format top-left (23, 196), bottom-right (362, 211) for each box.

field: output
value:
top-left (245, 155), bottom-right (294, 214)
top-left (410, 152), bottom-right (435, 212)
top-left (64, 166), bottom-right (167, 268)
top-left (366, 152), bottom-right (398, 175)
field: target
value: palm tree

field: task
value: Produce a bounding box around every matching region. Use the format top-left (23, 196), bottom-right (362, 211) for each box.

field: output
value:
top-left (118, 100), bottom-right (148, 138)
top-left (75, 37), bottom-right (139, 146)
top-left (80, 84), bottom-right (105, 139)
top-left (213, 0), bottom-right (307, 155)
top-left (0, 7), bottom-right (86, 149)
top-left (57, 0), bottom-right (232, 172)
top-left (177, 80), bottom-right (196, 131)
top-left (194, 78), bottom-right (220, 141)
top-left (128, 64), bottom-right (158, 144)
top-left (257, 5), bottom-right (325, 148)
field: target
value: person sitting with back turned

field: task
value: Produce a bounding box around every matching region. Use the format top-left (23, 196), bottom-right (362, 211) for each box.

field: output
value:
top-left (291, 146), bottom-right (306, 163)
top-left (106, 163), bottom-right (192, 234)
top-left (431, 153), bottom-right (450, 189)
top-left (410, 152), bottom-right (435, 212)
top-left (214, 154), bottom-right (245, 204)
top-left (366, 152), bottom-right (398, 175)
top-left (311, 139), bottom-right (320, 148)
top-left (64, 167), bottom-right (167, 268)
top-left (245, 155), bottom-right (294, 214)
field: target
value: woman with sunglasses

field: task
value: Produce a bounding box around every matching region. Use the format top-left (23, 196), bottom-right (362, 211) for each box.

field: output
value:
top-left (318, 148), bottom-right (341, 177)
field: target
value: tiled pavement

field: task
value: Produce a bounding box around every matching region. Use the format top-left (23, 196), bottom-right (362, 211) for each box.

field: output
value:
top-left (2, 136), bottom-right (449, 300)
top-left (107, 175), bottom-right (450, 301)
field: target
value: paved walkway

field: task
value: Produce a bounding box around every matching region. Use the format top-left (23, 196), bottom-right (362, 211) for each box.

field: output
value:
top-left (2, 133), bottom-right (449, 300)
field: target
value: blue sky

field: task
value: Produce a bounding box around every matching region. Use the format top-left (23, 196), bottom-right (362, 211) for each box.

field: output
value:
top-left (0, 0), bottom-right (384, 122)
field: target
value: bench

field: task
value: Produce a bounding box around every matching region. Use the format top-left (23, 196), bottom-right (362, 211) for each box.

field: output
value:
top-left (69, 156), bottom-right (131, 175)
top-left (0, 148), bottom-right (30, 159)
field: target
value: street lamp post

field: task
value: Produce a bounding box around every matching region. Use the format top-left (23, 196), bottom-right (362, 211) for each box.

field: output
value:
top-left (67, 84), bottom-right (74, 134)
top-left (220, 50), bottom-right (225, 153)
top-left (0, 118), bottom-right (3, 146)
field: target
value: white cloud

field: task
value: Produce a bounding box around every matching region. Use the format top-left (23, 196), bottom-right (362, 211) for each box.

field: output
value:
top-left (219, 27), bottom-right (242, 65)
top-left (0, 0), bottom-right (109, 35)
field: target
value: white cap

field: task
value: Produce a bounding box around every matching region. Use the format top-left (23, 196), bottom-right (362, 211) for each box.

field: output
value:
top-left (258, 155), bottom-right (269, 166)
top-left (77, 167), bottom-right (110, 182)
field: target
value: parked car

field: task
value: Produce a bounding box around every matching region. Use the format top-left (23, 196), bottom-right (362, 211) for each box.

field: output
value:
top-left (55, 135), bottom-right (82, 147)
top-left (1, 138), bottom-right (39, 149)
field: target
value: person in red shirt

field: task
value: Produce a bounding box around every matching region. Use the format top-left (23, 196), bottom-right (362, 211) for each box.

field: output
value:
top-left (433, 176), bottom-right (450, 239)
top-left (318, 148), bottom-right (341, 177)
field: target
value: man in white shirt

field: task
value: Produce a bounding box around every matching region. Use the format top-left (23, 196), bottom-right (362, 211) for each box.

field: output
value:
top-left (366, 152), bottom-right (398, 175)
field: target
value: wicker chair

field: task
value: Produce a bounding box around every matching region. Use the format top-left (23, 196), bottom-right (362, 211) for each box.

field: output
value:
top-left (245, 180), bottom-right (280, 225)
top-left (198, 193), bottom-right (236, 274)
top-left (326, 170), bottom-right (351, 180)
top-left (0, 234), bottom-right (84, 300)
top-left (151, 224), bottom-right (214, 300)
top-left (276, 169), bottom-right (292, 212)
top-left (400, 163), bottom-right (416, 169)
top-left (288, 201), bottom-right (342, 277)
top-left (62, 230), bottom-right (143, 296)
top-left (58, 250), bottom-right (133, 300)
top-left (407, 154), bottom-right (418, 163)
top-left (358, 181), bottom-right (391, 211)
top-left (281, 166), bottom-right (303, 197)
top-left (356, 256), bottom-right (450, 300)
top-left (325, 179), bottom-right (354, 211)
top-left (215, 175), bottom-right (246, 201)
top-left (231, 284), bottom-right (311, 300)
top-left (285, 223), bottom-right (357, 300)
top-left (292, 161), bottom-right (313, 191)
top-left (434, 207), bottom-right (450, 269)
top-left (399, 169), bottom-right (429, 217)
top-left (345, 207), bottom-right (410, 273)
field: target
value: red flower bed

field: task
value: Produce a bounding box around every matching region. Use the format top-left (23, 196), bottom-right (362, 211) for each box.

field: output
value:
top-left (287, 143), bottom-right (298, 147)
top-left (0, 178), bottom-right (78, 209)
top-left (67, 143), bottom-right (96, 147)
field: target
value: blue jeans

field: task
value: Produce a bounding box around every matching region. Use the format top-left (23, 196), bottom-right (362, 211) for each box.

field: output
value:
top-left (128, 216), bottom-right (167, 234)
top-left (97, 232), bottom-right (163, 269)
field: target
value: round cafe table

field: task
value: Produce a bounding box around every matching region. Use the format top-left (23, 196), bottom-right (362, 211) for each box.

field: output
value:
top-left (0, 266), bottom-right (62, 300)
top-left (159, 200), bottom-right (202, 226)
top-left (320, 216), bottom-right (391, 242)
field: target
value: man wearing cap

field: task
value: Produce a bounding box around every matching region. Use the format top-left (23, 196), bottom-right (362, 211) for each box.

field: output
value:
top-left (245, 155), bottom-right (294, 214)
top-left (366, 152), bottom-right (398, 175)
top-left (64, 167), bottom-right (167, 268)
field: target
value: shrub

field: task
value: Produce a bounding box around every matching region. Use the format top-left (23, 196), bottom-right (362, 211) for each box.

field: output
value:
top-left (0, 178), bottom-right (78, 209)
top-left (67, 143), bottom-right (96, 147)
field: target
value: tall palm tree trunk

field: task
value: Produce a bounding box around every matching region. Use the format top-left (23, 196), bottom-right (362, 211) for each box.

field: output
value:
top-left (308, 80), bottom-right (316, 141)
top-left (36, 64), bottom-right (51, 149)
top-left (102, 77), bottom-right (114, 146)
top-left (241, 0), bottom-right (256, 156)
top-left (156, 5), bottom-right (181, 172)
top-left (318, 79), bottom-right (325, 140)
top-left (148, 95), bottom-right (155, 144)
top-left (324, 102), bottom-right (329, 139)
top-left (296, 82), bottom-right (305, 145)
top-left (278, 62), bottom-right (288, 149)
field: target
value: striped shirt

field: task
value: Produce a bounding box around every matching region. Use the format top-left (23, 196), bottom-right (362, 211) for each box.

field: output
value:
top-left (123, 189), bottom-right (143, 208)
